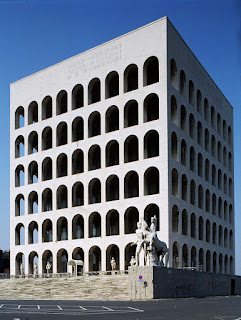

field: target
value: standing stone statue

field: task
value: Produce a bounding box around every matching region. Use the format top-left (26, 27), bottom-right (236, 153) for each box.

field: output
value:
top-left (46, 261), bottom-right (51, 276)
top-left (110, 257), bottom-right (116, 271)
top-left (20, 263), bottom-right (24, 277)
top-left (130, 256), bottom-right (136, 267)
top-left (33, 263), bottom-right (38, 277)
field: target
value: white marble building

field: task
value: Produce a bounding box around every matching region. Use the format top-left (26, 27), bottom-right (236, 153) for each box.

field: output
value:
top-left (10, 17), bottom-right (234, 276)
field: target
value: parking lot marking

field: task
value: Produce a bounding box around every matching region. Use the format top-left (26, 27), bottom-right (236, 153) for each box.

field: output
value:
top-left (102, 306), bottom-right (114, 311)
top-left (128, 306), bottom-right (144, 312)
top-left (57, 305), bottom-right (62, 310)
top-left (0, 305), bottom-right (3, 309)
top-left (79, 306), bottom-right (87, 311)
top-left (17, 305), bottom-right (21, 309)
top-left (37, 305), bottom-right (40, 309)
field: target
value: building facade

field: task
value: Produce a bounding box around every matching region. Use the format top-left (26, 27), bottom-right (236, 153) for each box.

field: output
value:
top-left (10, 17), bottom-right (234, 276)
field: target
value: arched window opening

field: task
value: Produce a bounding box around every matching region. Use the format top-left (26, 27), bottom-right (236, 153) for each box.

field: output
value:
top-left (72, 84), bottom-right (83, 110)
top-left (181, 175), bottom-right (187, 201)
top-left (218, 141), bottom-right (222, 163)
top-left (124, 100), bottom-right (138, 127)
top-left (28, 252), bottom-right (38, 275)
top-left (57, 153), bottom-right (68, 178)
top-left (15, 253), bottom-right (25, 275)
top-left (124, 135), bottom-right (138, 163)
top-left (28, 101), bottom-right (38, 125)
top-left (57, 249), bottom-right (68, 273)
top-left (28, 131), bottom-right (38, 154)
top-left (28, 221), bottom-right (38, 244)
top-left (206, 220), bottom-right (210, 243)
top-left (42, 96), bottom-right (52, 120)
top-left (88, 111), bottom-right (101, 137)
top-left (56, 122), bottom-right (67, 146)
top-left (212, 223), bottom-right (217, 245)
top-left (223, 147), bottom-right (227, 167)
top-left (106, 244), bottom-right (120, 271)
top-left (56, 90), bottom-right (67, 115)
top-left (124, 64), bottom-right (138, 92)
top-left (217, 113), bottom-right (221, 135)
top-left (172, 242), bottom-right (179, 268)
top-left (72, 215), bottom-right (84, 239)
top-left (191, 246), bottom-right (196, 268)
top-left (124, 207), bottom-right (139, 234)
top-left (105, 106), bottom-right (119, 132)
top-left (15, 106), bottom-right (24, 129)
top-left (182, 210), bottom-right (188, 236)
top-left (125, 243), bottom-right (136, 270)
top-left (229, 178), bottom-right (233, 198)
top-left (204, 98), bottom-right (209, 122)
top-left (57, 217), bottom-right (68, 241)
top-left (144, 204), bottom-right (160, 231)
top-left (199, 249), bottom-right (204, 272)
top-left (211, 106), bottom-right (216, 129)
top-left (106, 140), bottom-right (119, 167)
top-left (106, 175), bottom-right (119, 201)
top-left (189, 80), bottom-right (194, 106)
top-left (42, 157), bottom-right (52, 181)
top-left (72, 117), bottom-right (84, 142)
top-left (171, 132), bottom-right (178, 160)
top-left (15, 224), bottom-right (25, 245)
top-left (89, 212), bottom-right (101, 237)
top-left (205, 129), bottom-right (210, 152)
top-left (181, 139), bottom-right (187, 166)
top-left (190, 146), bottom-right (195, 172)
top-left (144, 167), bottom-right (159, 195)
top-left (230, 256), bottom-right (234, 275)
top-left (189, 114), bottom-right (195, 139)
top-left (88, 78), bottom-right (101, 104)
top-left (124, 171), bottom-right (139, 198)
top-left (15, 165), bottom-right (25, 187)
top-left (218, 169), bottom-right (222, 190)
top-left (144, 93), bottom-right (159, 122)
top-left (224, 200), bottom-right (228, 221)
top-left (72, 182), bottom-right (84, 207)
top-left (224, 228), bottom-right (228, 248)
top-left (171, 95), bottom-right (178, 124)
top-left (172, 169), bottom-right (178, 196)
top-left (199, 217), bottom-right (204, 241)
top-left (228, 126), bottom-right (232, 146)
top-left (144, 130), bottom-right (159, 159)
top-left (223, 174), bottom-right (227, 194)
top-left (28, 161), bottom-right (38, 184)
top-left (211, 135), bottom-right (216, 157)
top-left (180, 105), bottom-right (186, 131)
top-left (229, 230), bottom-right (233, 250)
top-left (89, 246), bottom-right (101, 272)
top-left (206, 250), bottom-right (211, 272)
top-left (219, 225), bottom-right (223, 246)
top-left (223, 120), bottom-right (227, 140)
top-left (172, 205), bottom-right (179, 232)
top-left (197, 90), bottom-right (202, 114)
top-left (28, 191), bottom-right (38, 214)
top-left (212, 165), bottom-right (216, 186)
top-left (229, 204), bottom-right (233, 224)
top-left (88, 144), bottom-right (101, 171)
top-left (42, 127), bottom-right (52, 150)
top-left (224, 255), bottom-right (228, 274)
top-left (198, 185), bottom-right (203, 209)
top-left (88, 178), bottom-right (101, 204)
top-left (205, 159), bottom-right (210, 182)
top-left (42, 188), bottom-right (52, 212)
top-left (190, 180), bottom-right (196, 206)
top-left (197, 121), bottom-right (202, 146)
top-left (170, 59), bottom-right (178, 90)
top-left (105, 71), bottom-right (119, 98)
top-left (72, 149), bottom-right (84, 174)
top-left (180, 70), bottom-right (186, 96)
top-left (42, 250), bottom-right (53, 274)
top-left (42, 220), bottom-right (53, 242)
top-left (198, 153), bottom-right (203, 177)
top-left (182, 244), bottom-right (188, 268)
top-left (143, 56), bottom-right (159, 86)
top-left (205, 189), bottom-right (210, 212)
top-left (191, 213), bottom-right (196, 238)
top-left (57, 185), bottom-right (68, 209)
top-left (228, 152), bottom-right (232, 172)
top-left (106, 210), bottom-right (119, 236)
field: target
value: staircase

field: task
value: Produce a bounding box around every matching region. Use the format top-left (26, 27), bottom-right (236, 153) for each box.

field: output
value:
top-left (0, 274), bottom-right (129, 300)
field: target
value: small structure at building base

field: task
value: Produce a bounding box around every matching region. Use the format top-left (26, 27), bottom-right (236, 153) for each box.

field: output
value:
top-left (128, 266), bottom-right (241, 300)
top-left (67, 260), bottom-right (84, 276)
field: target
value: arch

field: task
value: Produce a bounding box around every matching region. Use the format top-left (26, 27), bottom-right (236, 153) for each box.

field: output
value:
top-left (106, 175), bottom-right (119, 201)
top-left (180, 105), bottom-right (186, 131)
top-left (105, 140), bottom-right (119, 167)
top-left (42, 126), bottom-right (52, 150)
top-left (56, 90), bottom-right (67, 115)
top-left (28, 191), bottom-right (38, 214)
top-left (56, 185), bottom-right (68, 209)
top-left (15, 194), bottom-right (25, 216)
top-left (72, 182), bottom-right (84, 207)
top-left (124, 171), bottom-right (139, 198)
top-left (211, 106), bottom-right (216, 129)
top-left (106, 210), bottom-right (119, 236)
top-left (125, 243), bottom-right (136, 270)
top-left (172, 241), bottom-right (179, 268)
top-left (172, 169), bottom-right (178, 196)
top-left (28, 131), bottom-right (38, 154)
top-left (56, 121), bottom-right (67, 146)
top-left (143, 56), bottom-right (159, 86)
top-left (56, 153), bottom-right (68, 178)
top-left (42, 188), bottom-right (52, 212)
top-left (213, 252), bottom-right (217, 273)
top-left (72, 117), bottom-right (84, 142)
top-left (106, 244), bottom-right (119, 271)
top-left (72, 149), bottom-right (84, 174)
top-left (105, 71), bottom-right (119, 98)
top-left (181, 174), bottom-right (187, 201)
top-left (217, 141), bottom-right (222, 163)
top-left (191, 247), bottom-right (197, 269)
top-left (224, 200), bottom-right (228, 221)
top-left (144, 167), bottom-right (159, 195)
top-left (124, 207), bottom-right (139, 234)
top-left (190, 146), bottom-right (195, 172)
top-left (72, 214), bottom-right (84, 239)
top-left (212, 164), bottom-right (216, 186)
top-left (57, 217), bottom-right (68, 241)
top-left (88, 178), bottom-right (101, 204)
top-left (88, 78), bottom-right (101, 104)
top-left (15, 165), bottom-right (25, 187)
top-left (191, 213), bottom-right (196, 238)
top-left (219, 253), bottom-right (223, 273)
top-left (228, 152), bottom-right (232, 172)
top-left (172, 205), bottom-right (179, 233)
top-left (181, 139), bottom-right (187, 165)
top-left (224, 255), bottom-right (228, 274)
top-left (228, 126), bottom-right (232, 146)
top-left (199, 248), bottom-right (204, 271)
top-left (143, 93), bottom-right (159, 122)
top-left (229, 204), bottom-right (233, 224)
top-left (182, 244), bottom-right (188, 268)
top-left (198, 217), bottom-right (204, 241)
top-left (28, 101), bottom-right (38, 125)
top-left (15, 252), bottom-right (25, 276)
top-left (72, 84), bottom-right (83, 110)
top-left (42, 250), bottom-right (53, 273)
top-left (197, 121), bottom-right (202, 146)
top-left (223, 147), bottom-right (227, 167)
top-left (88, 144), bottom-right (101, 170)
top-left (229, 178), bottom-right (233, 197)
top-left (182, 210), bottom-right (188, 236)
top-left (205, 129), bottom-right (210, 152)
top-left (204, 98), bottom-right (209, 122)
top-left (224, 228), bottom-right (228, 248)
top-left (15, 106), bottom-right (24, 129)
top-left (189, 113), bottom-right (195, 139)
top-left (72, 247), bottom-right (84, 262)
top-left (190, 179), bottom-right (196, 206)
top-left (171, 132), bottom-right (178, 160)
top-left (230, 256), bottom-right (234, 275)
top-left (124, 64), bottom-right (138, 92)
top-left (217, 113), bottom-right (221, 135)
top-left (15, 135), bottom-right (24, 158)
top-left (206, 220), bottom-right (210, 243)
top-left (223, 174), bottom-right (227, 194)
top-left (171, 95), bottom-right (178, 124)
top-left (89, 212), bottom-right (101, 237)
top-left (28, 221), bottom-right (38, 244)
top-left (198, 185), bottom-right (203, 209)
top-left (229, 230), bottom-right (233, 250)
top-left (189, 80), bottom-right (194, 106)
top-left (170, 59), bottom-right (178, 90)
top-left (124, 100), bottom-right (138, 127)
top-left (57, 249), bottom-right (68, 273)
top-left (206, 250), bottom-right (211, 272)
top-left (144, 204), bottom-right (160, 231)
top-left (15, 223), bottom-right (25, 245)
top-left (124, 135), bottom-right (139, 162)
top-left (42, 157), bottom-right (52, 181)
top-left (42, 219), bottom-right (52, 242)
top-left (28, 251), bottom-right (38, 275)
top-left (89, 246), bottom-right (101, 272)
top-left (42, 96), bottom-right (52, 120)
top-left (198, 153), bottom-right (203, 177)
top-left (205, 189), bottom-right (210, 212)
top-left (88, 111), bottom-right (101, 137)
top-left (211, 135), bottom-right (216, 157)
top-left (180, 70), bottom-right (186, 96)
top-left (223, 120), bottom-right (227, 140)
top-left (105, 105), bottom-right (119, 132)
top-left (218, 169), bottom-right (222, 190)
top-left (205, 158), bottom-right (210, 182)
top-left (197, 90), bottom-right (202, 114)
top-left (219, 225), bottom-right (223, 246)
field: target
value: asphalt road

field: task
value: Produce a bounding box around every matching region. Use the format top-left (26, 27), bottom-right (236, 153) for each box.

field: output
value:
top-left (0, 296), bottom-right (240, 320)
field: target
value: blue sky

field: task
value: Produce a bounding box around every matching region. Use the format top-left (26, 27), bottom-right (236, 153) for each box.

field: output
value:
top-left (0, 0), bottom-right (240, 273)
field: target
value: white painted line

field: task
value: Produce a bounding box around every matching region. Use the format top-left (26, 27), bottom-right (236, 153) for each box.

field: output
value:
top-left (128, 306), bottom-right (144, 312)
top-left (0, 305), bottom-right (3, 309)
top-left (233, 318), bottom-right (241, 320)
top-left (17, 305), bottom-right (21, 309)
top-left (79, 306), bottom-right (87, 311)
top-left (37, 305), bottom-right (40, 310)
top-left (102, 306), bottom-right (114, 311)
top-left (57, 305), bottom-right (62, 310)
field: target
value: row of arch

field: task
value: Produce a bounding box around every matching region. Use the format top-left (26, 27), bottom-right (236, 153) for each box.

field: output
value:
top-left (15, 168), bottom-right (160, 215)
top-left (15, 56), bottom-right (159, 129)
top-left (172, 205), bottom-right (233, 249)
top-left (15, 94), bottom-right (159, 158)
top-left (170, 59), bottom-right (233, 146)
top-left (15, 203), bottom-right (160, 245)
top-left (15, 130), bottom-right (159, 186)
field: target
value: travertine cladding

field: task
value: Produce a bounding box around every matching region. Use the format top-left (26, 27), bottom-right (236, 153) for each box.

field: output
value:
top-left (0, 274), bottom-right (129, 300)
